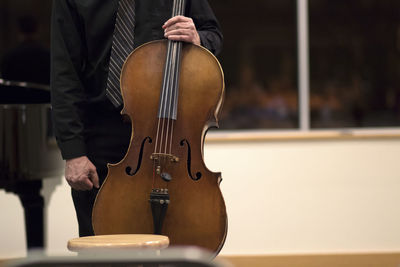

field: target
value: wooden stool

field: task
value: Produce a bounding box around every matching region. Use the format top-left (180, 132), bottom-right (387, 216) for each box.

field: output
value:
top-left (67, 234), bottom-right (169, 253)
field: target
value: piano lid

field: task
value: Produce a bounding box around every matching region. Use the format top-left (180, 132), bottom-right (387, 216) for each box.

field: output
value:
top-left (0, 79), bottom-right (50, 104)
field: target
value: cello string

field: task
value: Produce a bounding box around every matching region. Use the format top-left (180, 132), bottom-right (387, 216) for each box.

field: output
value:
top-left (161, 0), bottom-right (178, 152)
top-left (154, 46), bottom-right (167, 154)
top-left (155, 0), bottom-right (178, 154)
top-left (159, 0), bottom-right (180, 189)
top-left (155, 38), bottom-right (173, 154)
top-left (168, 0), bottom-right (185, 155)
top-left (168, 51), bottom-right (178, 155)
top-left (163, 41), bottom-right (174, 150)
top-left (164, 43), bottom-right (173, 154)
top-left (164, 0), bottom-right (180, 153)
top-left (165, 41), bottom-right (178, 154)
top-left (179, 0), bottom-right (185, 16)
top-left (153, 42), bottom-right (174, 187)
top-left (162, 41), bottom-right (175, 154)
top-left (170, 42), bottom-right (181, 154)
top-left (155, 0), bottom-right (185, 155)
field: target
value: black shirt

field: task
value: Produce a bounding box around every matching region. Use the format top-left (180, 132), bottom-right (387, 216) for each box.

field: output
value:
top-left (51, 0), bottom-right (222, 160)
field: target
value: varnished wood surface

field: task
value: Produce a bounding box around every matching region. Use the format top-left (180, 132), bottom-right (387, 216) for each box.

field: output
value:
top-left (67, 234), bottom-right (169, 252)
top-left (92, 40), bottom-right (227, 254)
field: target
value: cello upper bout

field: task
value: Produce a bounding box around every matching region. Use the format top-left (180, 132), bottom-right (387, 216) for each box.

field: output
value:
top-left (120, 40), bottom-right (168, 118)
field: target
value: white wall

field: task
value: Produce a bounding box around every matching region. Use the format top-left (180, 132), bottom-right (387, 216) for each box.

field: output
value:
top-left (1, 136), bottom-right (400, 258)
top-left (209, 137), bottom-right (400, 255)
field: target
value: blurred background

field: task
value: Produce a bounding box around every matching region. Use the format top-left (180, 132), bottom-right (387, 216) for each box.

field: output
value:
top-left (1, 0), bottom-right (400, 130)
top-left (1, 0), bottom-right (400, 266)
top-left (210, 0), bottom-right (400, 130)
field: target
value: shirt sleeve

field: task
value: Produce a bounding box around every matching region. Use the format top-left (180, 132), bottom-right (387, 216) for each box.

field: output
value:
top-left (50, 0), bottom-right (87, 160)
top-left (187, 0), bottom-right (223, 56)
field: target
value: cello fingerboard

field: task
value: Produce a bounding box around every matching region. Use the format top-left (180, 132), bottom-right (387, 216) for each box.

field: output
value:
top-left (157, 0), bottom-right (186, 120)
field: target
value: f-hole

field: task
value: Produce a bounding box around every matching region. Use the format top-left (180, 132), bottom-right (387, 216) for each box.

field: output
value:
top-left (126, 137), bottom-right (152, 176)
top-left (180, 139), bottom-right (202, 180)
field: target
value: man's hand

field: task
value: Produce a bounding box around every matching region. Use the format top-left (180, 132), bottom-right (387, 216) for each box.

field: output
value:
top-left (65, 156), bottom-right (99, 191)
top-left (163, 15), bottom-right (201, 45)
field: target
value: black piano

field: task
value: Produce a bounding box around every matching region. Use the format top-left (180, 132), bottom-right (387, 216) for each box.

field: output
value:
top-left (0, 78), bottom-right (64, 250)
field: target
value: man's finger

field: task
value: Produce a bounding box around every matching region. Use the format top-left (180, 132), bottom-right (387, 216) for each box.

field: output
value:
top-left (91, 169), bottom-right (100, 189)
top-left (166, 34), bottom-right (192, 43)
top-left (71, 177), bottom-right (93, 191)
top-left (84, 178), bottom-right (94, 190)
top-left (164, 22), bottom-right (192, 33)
top-left (163, 15), bottom-right (191, 29)
top-left (79, 177), bottom-right (93, 191)
top-left (165, 28), bottom-right (190, 37)
top-left (65, 156), bottom-right (97, 191)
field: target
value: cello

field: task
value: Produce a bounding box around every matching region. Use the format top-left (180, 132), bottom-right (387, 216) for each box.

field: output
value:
top-left (92, 0), bottom-right (227, 254)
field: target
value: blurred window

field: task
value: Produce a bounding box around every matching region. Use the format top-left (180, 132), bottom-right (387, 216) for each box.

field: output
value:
top-left (309, 0), bottom-right (400, 128)
top-left (3, 1), bottom-right (399, 131)
top-left (209, 1), bottom-right (299, 130)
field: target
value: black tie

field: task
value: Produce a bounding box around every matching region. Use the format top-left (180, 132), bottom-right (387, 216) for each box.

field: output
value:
top-left (106, 0), bottom-right (136, 108)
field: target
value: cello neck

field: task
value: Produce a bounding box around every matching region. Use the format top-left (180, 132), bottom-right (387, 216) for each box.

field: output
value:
top-left (172, 0), bottom-right (186, 17)
top-left (157, 0), bottom-right (187, 120)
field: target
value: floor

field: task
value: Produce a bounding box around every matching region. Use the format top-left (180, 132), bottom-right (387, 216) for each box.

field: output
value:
top-left (2, 252), bottom-right (400, 267)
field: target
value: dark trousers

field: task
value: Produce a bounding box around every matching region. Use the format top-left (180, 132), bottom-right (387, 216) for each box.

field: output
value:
top-left (71, 112), bottom-right (131, 237)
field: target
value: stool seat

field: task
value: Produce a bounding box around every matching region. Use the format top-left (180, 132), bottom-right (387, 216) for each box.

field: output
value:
top-left (67, 234), bottom-right (169, 252)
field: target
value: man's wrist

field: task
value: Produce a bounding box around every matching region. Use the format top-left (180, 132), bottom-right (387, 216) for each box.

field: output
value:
top-left (57, 138), bottom-right (87, 160)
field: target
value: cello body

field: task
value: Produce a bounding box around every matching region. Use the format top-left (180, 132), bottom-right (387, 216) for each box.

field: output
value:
top-left (92, 40), bottom-right (227, 253)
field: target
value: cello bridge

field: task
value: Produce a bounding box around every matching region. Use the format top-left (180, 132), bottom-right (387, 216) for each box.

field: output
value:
top-left (150, 153), bottom-right (179, 163)
top-left (151, 153), bottom-right (179, 176)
